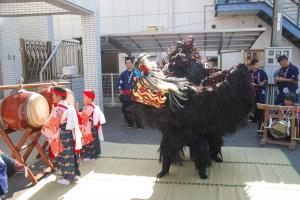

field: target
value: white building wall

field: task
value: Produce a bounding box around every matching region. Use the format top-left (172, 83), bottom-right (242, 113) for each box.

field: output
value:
top-left (0, 18), bottom-right (23, 96)
top-left (53, 15), bottom-right (82, 41)
top-left (51, 0), bottom-right (300, 70)
top-left (19, 16), bottom-right (54, 41)
top-left (53, 0), bottom-right (210, 38)
top-left (0, 0), bottom-right (100, 101)
top-left (0, 16), bottom-right (55, 96)
top-left (221, 52), bottom-right (244, 69)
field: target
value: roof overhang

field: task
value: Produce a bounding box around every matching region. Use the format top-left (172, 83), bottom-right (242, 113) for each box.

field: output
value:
top-left (100, 28), bottom-right (266, 54)
top-left (0, 0), bottom-right (94, 17)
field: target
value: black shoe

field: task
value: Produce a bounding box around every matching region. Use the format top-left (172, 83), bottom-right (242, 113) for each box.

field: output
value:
top-left (127, 125), bottom-right (134, 128)
top-left (251, 119), bottom-right (257, 124)
top-left (137, 127), bottom-right (146, 130)
top-left (249, 115), bottom-right (257, 123)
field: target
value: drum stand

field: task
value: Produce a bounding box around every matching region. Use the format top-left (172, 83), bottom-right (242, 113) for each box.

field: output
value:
top-left (257, 103), bottom-right (299, 150)
top-left (0, 127), bottom-right (54, 185)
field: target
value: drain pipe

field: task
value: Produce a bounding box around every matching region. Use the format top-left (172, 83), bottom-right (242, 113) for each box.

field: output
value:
top-left (271, 0), bottom-right (283, 47)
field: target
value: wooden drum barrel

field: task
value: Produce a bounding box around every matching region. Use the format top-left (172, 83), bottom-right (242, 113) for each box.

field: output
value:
top-left (39, 86), bottom-right (75, 111)
top-left (0, 91), bottom-right (50, 130)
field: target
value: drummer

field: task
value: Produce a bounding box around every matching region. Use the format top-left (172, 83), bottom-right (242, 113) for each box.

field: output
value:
top-left (42, 86), bottom-right (82, 185)
top-left (273, 92), bottom-right (295, 118)
top-left (279, 92), bottom-right (296, 138)
top-left (283, 92), bottom-right (296, 107)
top-left (80, 90), bottom-right (106, 161)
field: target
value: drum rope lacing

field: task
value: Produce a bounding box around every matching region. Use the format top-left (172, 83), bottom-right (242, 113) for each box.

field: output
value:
top-left (23, 92), bottom-right (31, 126)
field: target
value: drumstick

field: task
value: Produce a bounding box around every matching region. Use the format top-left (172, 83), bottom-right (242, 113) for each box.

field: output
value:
top-left (0, 82), bottom-right (70, 91)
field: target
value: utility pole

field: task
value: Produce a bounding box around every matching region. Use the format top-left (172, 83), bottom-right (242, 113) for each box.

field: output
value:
top-left (271, 0), bottom-right (283, 47)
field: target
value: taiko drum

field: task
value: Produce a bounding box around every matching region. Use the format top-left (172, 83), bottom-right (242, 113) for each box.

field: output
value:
top-left (0, 91), bottom-right (49, 130)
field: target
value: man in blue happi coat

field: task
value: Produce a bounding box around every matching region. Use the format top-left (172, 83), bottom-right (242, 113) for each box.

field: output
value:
top-left (117, 57), bottom-right (144, 129)
top-left (275, 55), bottom-right (299, 105)
top-left (248, 59), bottom-right (268, 123)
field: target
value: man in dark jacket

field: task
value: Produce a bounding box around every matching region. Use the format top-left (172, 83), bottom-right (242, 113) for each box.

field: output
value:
top-left (117, 57), bottom-right (144, 129)
top-left (275, 55), bottom-right (299, 105)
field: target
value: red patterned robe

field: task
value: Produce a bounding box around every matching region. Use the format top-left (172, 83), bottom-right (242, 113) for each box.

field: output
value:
top-left (42, 100), bottom-right (82, 180)
top-left (80, 103), bottom-right (105, 159)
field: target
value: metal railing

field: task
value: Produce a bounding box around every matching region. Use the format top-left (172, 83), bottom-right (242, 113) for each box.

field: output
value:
top-left (21, 39), bottom-right (51, 82)
top-left (102, 73), bottom-right (121, 107)
top-left (216, 0), bottom-right (249, 3)
top-left (282, 1), bottom-right (300, 28)
top-left (266, 84), bottom-right (276, 104)
top-left (40, 40), bottom-right (83, 82)
top-left (215, 0), bottom-right (300, 28)
top-left (39, 40), bottom-right (62, 82)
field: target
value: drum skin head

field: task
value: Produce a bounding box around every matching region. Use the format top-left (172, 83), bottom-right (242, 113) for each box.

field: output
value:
top-left (26, 93), bottom-right (50, 128)
top-left (0, 91), bottom-right (49, 130)
top-left (270, 120), bottom-right (289, 139)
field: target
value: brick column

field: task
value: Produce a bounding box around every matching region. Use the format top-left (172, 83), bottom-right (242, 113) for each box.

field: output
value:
top-left (81, 3), bottom-right (103, 109)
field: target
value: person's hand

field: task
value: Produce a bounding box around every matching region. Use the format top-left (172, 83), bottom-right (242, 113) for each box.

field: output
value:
top-left (278, 77), bottom-right (285, 82)
top-left (285, 78), bottom-right (294, 83)
top-left (279, 78), bottom-right (293, 83)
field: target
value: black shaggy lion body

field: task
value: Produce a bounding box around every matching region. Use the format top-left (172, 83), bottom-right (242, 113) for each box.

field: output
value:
top-left (132, 38), bottom-right (254, 179)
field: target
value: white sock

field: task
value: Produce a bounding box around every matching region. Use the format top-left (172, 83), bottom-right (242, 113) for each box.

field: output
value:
top-left (57, 178), bottom-right (70, 185)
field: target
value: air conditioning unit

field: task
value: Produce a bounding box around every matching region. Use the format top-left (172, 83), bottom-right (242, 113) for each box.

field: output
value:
top-left (62, 65), bottom-right (78, 76)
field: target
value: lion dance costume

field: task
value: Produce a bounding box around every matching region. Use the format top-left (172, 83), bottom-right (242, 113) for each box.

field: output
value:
top-left (131, 36), bottom-right (254, 179)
